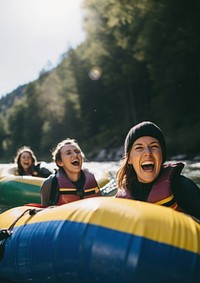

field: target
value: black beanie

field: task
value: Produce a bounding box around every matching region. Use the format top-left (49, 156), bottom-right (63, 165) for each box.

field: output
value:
top-left (124, 121), bottom-right (167, 162)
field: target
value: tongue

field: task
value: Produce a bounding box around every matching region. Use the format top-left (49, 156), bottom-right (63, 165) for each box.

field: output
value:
top-left (142, 164), bottom-right (154, 171)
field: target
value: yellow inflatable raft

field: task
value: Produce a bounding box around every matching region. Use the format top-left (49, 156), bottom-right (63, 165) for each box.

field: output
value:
top-left (0, 197), bottom-right (199, 283)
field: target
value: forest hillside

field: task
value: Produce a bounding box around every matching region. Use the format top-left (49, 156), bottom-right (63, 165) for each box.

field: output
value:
top-left (0, 0), bottom-right (200, 162)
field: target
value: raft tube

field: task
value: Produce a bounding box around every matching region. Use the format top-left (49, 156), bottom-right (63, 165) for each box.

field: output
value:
top-left (0, 171), bottom-right (112, 209)
top-left (0, 197), bottom-right (200, 283)
top-left (0, 175), bottom-right (45, 208)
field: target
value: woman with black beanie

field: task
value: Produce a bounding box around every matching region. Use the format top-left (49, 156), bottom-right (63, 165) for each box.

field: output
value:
top-left (116, 121), bottom-right (200, 220)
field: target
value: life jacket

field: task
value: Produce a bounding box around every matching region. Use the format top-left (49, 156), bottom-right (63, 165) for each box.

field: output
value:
top-left (116, 162), bottom-right (185, 212)
top-left (147, 162), bottom-right (184, 211)
top-left (50, 169), bottom-right (101, 205)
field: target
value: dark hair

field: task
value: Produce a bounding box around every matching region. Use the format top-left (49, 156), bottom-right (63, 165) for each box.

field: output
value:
top-left (14, 146), bottom-right (37, 175)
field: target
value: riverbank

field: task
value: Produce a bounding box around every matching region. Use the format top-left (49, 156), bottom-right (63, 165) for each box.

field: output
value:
top-left (87, 146), bottom-right (200, 162)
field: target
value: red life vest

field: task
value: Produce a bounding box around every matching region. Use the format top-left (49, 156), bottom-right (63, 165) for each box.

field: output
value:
top-left (147, 162), bottom-right (184, 211)
top-left (116, 162), bottom-right (185, 212)
top-left (56, 169), bottom-right (101, 205)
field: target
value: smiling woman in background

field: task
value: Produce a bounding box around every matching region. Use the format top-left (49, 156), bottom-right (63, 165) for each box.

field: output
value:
top-left (14, 146), bottom-right (52, 178)
top-left (115, 121), bottom-right (200, 220)
top-left (40, 138), bottom-right (101, 207)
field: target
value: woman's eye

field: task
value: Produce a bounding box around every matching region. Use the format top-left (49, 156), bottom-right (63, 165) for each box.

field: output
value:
top-left (135, 146), bottom-right (143, 151)
top-left (151, 145), bottom-right (159, 149)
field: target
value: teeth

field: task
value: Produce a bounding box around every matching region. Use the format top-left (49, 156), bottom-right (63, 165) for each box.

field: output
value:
top-left (142, 161), bottom-right (154, 166)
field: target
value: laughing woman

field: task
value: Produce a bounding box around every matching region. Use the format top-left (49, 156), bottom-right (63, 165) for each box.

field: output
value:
top-left (115, 121), bottom-right (200, 220)
top-left (40, 138), bottom-right (101, 207)
top-left (14, 146), bottom-right (52, 178)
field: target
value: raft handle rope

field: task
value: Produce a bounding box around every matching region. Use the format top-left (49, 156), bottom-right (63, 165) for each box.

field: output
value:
top-left (0, 207), bottom-right (42, 260)
top-left (100, 175), bottom-right (117, 196)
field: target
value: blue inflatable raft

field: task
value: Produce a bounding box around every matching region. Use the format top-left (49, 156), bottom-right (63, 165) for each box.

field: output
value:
top-left (0, 197), bottom-right (200, 283)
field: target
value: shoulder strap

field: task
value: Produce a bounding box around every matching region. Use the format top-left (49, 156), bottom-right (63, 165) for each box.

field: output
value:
top-left (49, 174), bottom-right (59, 205)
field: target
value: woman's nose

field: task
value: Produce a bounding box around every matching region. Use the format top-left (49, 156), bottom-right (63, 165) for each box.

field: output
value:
top-left (144, 146), bottom-right (151, 154)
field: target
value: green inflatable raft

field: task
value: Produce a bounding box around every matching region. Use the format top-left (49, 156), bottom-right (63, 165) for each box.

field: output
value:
top-left (0, 170), bottom-right (115, 210)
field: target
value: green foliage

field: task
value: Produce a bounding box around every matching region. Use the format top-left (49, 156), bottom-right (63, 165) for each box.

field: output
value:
top-left (0, 113), bottom-right (7, 157)
top-left (1, 0), bottom-right (200, 161)
top-left (7, 98), bottom-right (27, 158)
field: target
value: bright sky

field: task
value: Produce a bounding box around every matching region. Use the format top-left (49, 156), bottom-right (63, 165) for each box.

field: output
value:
top-left (0, 0), bottom-right (85, 98)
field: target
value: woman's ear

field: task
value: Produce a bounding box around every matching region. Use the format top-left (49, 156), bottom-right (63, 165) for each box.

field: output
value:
top-left (57, 159), bottom-right (63, 167)
top-left (127, 155), bottom-right (132, 165)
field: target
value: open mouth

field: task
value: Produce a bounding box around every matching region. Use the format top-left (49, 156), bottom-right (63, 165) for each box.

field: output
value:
top-left (23, 163), bottom-right (30, 166)
top-left (141, 161), bottom-right (154, 171)
top-left (72, 160), bottom-right (80, 166)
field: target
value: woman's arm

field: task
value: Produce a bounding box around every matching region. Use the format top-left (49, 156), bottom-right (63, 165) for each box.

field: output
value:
top-left (40, 176), bottom-right (53, 206)
top-left (172, 175), bottom-right (200, 219)
top-left (36, 162), bottom-right (53, 178)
